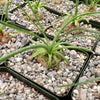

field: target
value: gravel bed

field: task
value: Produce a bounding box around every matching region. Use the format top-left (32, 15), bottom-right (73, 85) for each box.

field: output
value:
top-left (65, 24), bottom-right (99, 50)
top-left (0, 0), bottom-right (100, 99)
top-left (7, 0), bottom-right (76, 32)
top-left (0, 72), bottom-right (49, 100)
top-left (0, 0), bottom-right (24, 14)
top-left (46, 22), bottom-right (99, 50)
top-left (6, 44), bottom-right (87, 96)
top-left (8, 5), bottom-right (59, 31)
top-left (43, 0), bottom-right (75, 13)
top-left (72, 3), bottom-right (100, 22)
top-left (9, 0), bottom-right (25, 11)
top-left (95, 40), bottom-right (100, 54)
top-left (0, 27), bottom-right (30, 57)
top-left (72, 55), bottom-right (100, 100)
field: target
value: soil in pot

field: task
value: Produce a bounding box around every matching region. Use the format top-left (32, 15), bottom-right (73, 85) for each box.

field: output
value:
top-left (52, 0), bottom-right (62, 4)
top-left (6, 45), bottom-right (88, 96)
top-left (36, 54), bottom-right (61, 68)
top-left (95, 40), bottom-right (100, 54)
top-left (0, 72), bottom-right (50, 100)
top-left (27, 9), bottom-right (43, 21)
top-left (72, 55), bottom-right (100, 100)
top-left (59, 22), bottom-right (81, 34)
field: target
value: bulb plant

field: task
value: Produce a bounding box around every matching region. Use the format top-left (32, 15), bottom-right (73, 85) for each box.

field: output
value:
top-left (57, 0), bottom-right (89, 34)
top-left (84, 0), bottom-right (100, 11)
top-left (0, 0), bottom-right (11, 45)
top-left (26, 0), bottom-right (45, 21)
top-left (0, 23), bottom-right (11, 45)
top-left (0, 0), bottom-right (100, 70)
top-left (57, 0), bottom-right (99, 34)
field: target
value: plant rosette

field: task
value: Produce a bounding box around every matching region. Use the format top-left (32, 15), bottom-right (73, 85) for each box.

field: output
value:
top-left (5, 40), bottom-right (88, 96)
top-left (0, 29), bottom-right (11, 45)
top-left (46, 22), bottom-right (99, 50)
top-left (84, 0), bottom-right (100, 12)
top-left (28, 8), bottom-right (43, 21)
top-left (72, 55), bottom-right (100, 100)
top-left (26, 0), bottom-right (44, 21)
top-left (36, 53), bottom-right (61, 68)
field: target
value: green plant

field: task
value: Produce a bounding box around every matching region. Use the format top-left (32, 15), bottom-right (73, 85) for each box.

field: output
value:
top-left (0, 0), bottom-right (9, 34)
top-left (0, 0), bottom-right (11, 45)
top-left (29, 0), bottom-right (45, 12)
top-left (56, 0), bottom-right (89, 32)
top-left (26, 0), bottom-right (45, 20)
top-left (56, 0), bottom-right (100, 33)
top-left (58, 76), bottom-right (100, 87)
top-left (0, 93), bottom-right (2, 96)
top-left (84, 0), bottom-right (100, 11)
top-left (0, 23), bottom-right (4, 33)
top-left (0, 0), bottom-right (100, 69)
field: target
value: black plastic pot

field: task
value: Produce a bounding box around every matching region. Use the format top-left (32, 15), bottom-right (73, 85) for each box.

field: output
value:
top-left (1, 28), bottom-right (99, 100)
top-left (1, 49), bottom-right (89, 100)
top-left (0, 1), bottom-right (100, 99)
top-left (0, 66), bottom-right (59, 100)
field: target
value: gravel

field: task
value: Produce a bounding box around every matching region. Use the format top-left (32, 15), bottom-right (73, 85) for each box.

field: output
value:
top-left (0, 72), bottom-right (49, 100)
top-left (6, 46), bottom-right (87, 96)
top-left (72, 55), bottom-right (100, 100)
top-left (0, 0), bottom-right (100, 99)
top-left (95, 40), bottom-right (100, 54)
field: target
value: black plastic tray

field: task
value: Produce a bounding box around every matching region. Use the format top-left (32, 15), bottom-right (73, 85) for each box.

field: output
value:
top-left (0, 0), bottom-right (100, 99)
top-left (0, 49), bottom-right (89, 100)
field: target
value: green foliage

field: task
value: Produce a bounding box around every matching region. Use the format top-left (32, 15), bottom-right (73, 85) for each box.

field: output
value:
top-left (85, 0), bottom-right (100, 8)
top-left (60, 0), bottom-right (100, 27)
top-left (0, 24), bottom-right (4, 32)
top-left (81, 0), bottom-right (100, 12)
top-left (28, 0), bottom-right (45, 12)
top-left (0, 0), bottom-right (100, 70)
top-left (66, 0), bottom-right (89, 26)
top-left (0, 0), bottom-right (9, 33)
top-left (0, 93), bottom-right (2, 96)
top-left (58, 76), bottom-right (100, 87)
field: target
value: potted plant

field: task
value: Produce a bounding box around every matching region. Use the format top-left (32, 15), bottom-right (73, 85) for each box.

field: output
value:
top-left (0, 0), bottom-right (100, 97)
top-left (84, 0), bottom-right (100, 11)
top-left (0, 24), bottom-right (11, 45)
top-left (26, 0), bottom-right (44, 21)
top-left (1, 0), bottom-right (100, 69)
top-left (0, 1), bottom-right (11, 45)
top-left (56, 0), bottom-right (97, 34)
top-left (1, 0), bottom-right (100, 67)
